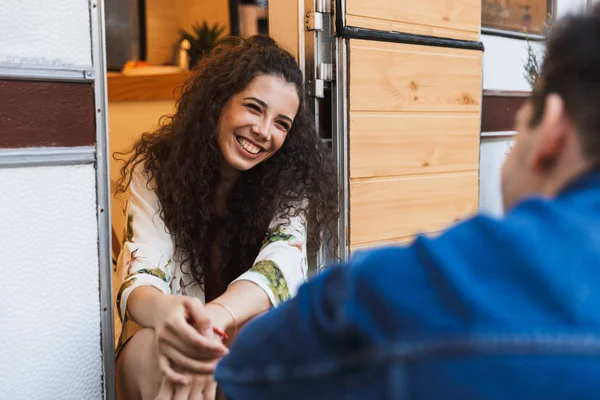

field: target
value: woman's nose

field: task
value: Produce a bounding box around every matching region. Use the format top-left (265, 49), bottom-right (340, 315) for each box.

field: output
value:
top-left (251, 120), bottom-right (270, 141)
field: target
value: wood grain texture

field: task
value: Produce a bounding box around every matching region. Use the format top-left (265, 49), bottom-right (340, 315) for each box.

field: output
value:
top-left (346, 0), bottom-right (481, 41)
top-left (346, 40), bottom-right (482, 248)
top-left (268, 0), bottom-right (301, 61)
top-left (350, 112), bottom-right (480, 179)
top-left (350, 172), bottom-right (478, 246)
top-left (107, 72), bottom-right (188, 102)
top-left (350, 40), bottom-right (483, 113)
top-left (350, 231), bottom-right (443, 253)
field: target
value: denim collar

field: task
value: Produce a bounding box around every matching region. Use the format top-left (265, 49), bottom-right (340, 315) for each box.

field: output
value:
top-left (558, 168), bottom-right (600, 198)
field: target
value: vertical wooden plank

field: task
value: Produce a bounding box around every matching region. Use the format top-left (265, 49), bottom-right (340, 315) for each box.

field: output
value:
top-left (268, 0), bottom-right (303, 62)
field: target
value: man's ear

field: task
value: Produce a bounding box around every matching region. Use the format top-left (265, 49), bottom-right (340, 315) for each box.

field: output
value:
top-left (528, 94), bottom-right (570, 171)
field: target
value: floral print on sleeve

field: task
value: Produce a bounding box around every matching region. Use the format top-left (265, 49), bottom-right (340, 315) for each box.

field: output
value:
top-left (116, 240), bottom-right (174, 321)
top-left (249, 260), bottom-right (291, 304)
top-left (261, 231), bottom-right (295, 250)
top-left (231, 210), bottom-right (308, 307)
top-left (122, 211), bottom-right (134, 245)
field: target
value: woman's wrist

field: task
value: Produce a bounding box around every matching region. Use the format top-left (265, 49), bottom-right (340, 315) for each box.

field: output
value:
top-left (204, 302), bottom-right (234, 335)
top-left (128, 286), bottom-right (169, 329)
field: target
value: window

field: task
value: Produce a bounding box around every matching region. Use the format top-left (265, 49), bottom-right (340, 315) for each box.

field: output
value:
top-left (482, 0), bottom-right (554, 37)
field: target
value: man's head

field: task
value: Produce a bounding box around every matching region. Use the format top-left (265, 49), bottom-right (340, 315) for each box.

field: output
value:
top-left (502, 5), bottom-right (600, 211)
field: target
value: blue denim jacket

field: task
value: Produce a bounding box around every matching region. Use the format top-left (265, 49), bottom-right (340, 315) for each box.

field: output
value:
top-left (215, 171), bottom-right (600, 399)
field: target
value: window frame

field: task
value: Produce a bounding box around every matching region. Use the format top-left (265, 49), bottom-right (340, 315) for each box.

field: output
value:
top-left (481, 0), bottom-right (557, 40)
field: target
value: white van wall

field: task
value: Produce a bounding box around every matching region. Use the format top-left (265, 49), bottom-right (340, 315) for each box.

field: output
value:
top-left (0, 165), bottom-right (103, 399)
top-left (0, 0), bottom-right (92, 67)
top-left (0, 0), bottom-right (112, 398)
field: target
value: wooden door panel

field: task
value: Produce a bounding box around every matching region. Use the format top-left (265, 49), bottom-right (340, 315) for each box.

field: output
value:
top-left (346, 0), bottom-right (481, 41)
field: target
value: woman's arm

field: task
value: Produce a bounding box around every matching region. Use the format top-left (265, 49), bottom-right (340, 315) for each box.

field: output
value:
top-left (115, 169), bottom-right (176, 324)
top-left (204, 281), bottom-right (271, 340)
top-left (126, 285), bottom-right (165, 328)
top-left (205, 212), bottom-right (309, 339)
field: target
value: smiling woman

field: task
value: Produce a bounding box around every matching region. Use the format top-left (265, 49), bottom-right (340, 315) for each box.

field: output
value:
top-left (217, 75), bottom-right (299, 171)
top-left (112, 35), bottom-right (339, 400)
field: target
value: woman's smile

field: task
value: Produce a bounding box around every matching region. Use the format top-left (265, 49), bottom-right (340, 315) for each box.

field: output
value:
top-left (235, 135), bottom-right (263, 158)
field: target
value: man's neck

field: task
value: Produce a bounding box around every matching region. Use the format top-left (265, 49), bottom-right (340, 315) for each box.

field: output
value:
top-left (542, 158), bottom-right (595, 197)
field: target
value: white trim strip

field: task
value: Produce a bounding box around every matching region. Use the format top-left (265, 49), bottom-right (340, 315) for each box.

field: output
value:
top-left (481, 27), bottom-right (546, 41)
top-left (0, 64), bottom-right (94, 81)
top-left (481, 131), bottom-right (517, 138)
top-left (0, 146), bottom-right (96, 168)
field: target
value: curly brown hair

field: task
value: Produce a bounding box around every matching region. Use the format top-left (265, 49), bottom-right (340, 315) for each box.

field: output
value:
top-left (115, 35), bottom-right (339, 300)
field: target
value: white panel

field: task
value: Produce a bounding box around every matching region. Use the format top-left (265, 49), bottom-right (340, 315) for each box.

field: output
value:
top-left (0, 0), bottom-right (92, 68)
top-left (0, 165), bottom-right (102, 399)
top-left (482, 0), bottom-right (591, 92)
top-left (479, 136), bottom-right (515, 217)
top-left (557, 0), bottom-right (588, 17)
top-left (482, 34), bottom-right (545, 91)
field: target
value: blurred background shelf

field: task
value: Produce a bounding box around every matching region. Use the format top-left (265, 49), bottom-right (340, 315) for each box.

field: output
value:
top-left (107, 70), bottom-right (188, 102)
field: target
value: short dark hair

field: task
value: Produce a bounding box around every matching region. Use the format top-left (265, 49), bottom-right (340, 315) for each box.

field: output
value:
top-left (530, 4), bottom-right (600, 160)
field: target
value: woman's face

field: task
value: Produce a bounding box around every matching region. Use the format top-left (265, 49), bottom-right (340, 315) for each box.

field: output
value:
top-left (217, 74), bottom-right (300, 172)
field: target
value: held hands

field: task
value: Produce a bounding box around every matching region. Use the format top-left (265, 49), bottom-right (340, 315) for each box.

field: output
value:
top-left (153, 295), bottom-right (229, 385)
top-left (155, 372), bottom-right (218, 400)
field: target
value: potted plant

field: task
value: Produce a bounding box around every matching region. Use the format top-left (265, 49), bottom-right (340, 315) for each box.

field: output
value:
top-left (178, 21), bottom-right (226, 69)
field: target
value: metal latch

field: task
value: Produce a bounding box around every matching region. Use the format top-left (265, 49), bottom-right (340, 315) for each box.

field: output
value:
top-left (307, 63), bottom-right (334, 98)
top-left (317, 63), bottom-right (333, 82)
top-left (305, 11), bottom-right (324, 31)
top-left (306, 79), bottom-right (325, 98)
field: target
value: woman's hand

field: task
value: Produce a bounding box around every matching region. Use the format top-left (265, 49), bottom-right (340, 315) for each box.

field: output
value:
top-left (153, 295), bottom-right (229, 384)
top-left (154, 373), bottom-right (218, 400)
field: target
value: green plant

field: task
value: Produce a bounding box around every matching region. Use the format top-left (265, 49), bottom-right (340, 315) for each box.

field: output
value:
top-left (178, 21), bottom-right (226, 68)
top-left (523, 34), bottom-right (541, 89)
top-left (522, 14), bottom-right (554, 89)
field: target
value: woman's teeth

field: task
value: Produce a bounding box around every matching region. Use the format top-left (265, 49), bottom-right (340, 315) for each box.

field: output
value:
top-left (237, 136), bottom-right (261, 155)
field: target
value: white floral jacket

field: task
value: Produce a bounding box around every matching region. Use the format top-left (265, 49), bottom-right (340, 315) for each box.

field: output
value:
top-left (114, 170), bottom-right (308, 347)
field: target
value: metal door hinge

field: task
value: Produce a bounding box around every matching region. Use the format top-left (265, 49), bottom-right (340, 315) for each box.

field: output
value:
top-left (305, 11), bottom-right (324, 31)
top-left (316, 0), bottom-right (332, 13)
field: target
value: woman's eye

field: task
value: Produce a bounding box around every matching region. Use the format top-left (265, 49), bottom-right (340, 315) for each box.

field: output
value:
top-left (246, 103), bottom-right (261, 113)
top-left (276, 121), bottom-right (290, 132)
